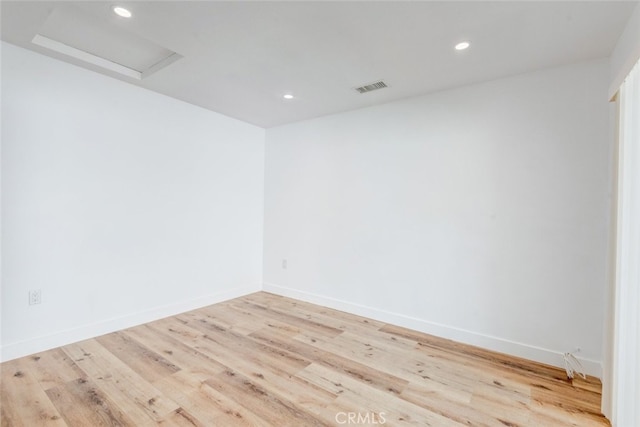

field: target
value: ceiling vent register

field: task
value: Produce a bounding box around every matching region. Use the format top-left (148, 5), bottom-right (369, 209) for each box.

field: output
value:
top-left (354, 80), bottom-right (388, 94)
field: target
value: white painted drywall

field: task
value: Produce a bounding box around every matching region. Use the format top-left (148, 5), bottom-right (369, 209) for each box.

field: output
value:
top-left (1, 42), bottom-right (265, 361)
top-left (609, 2), bottom-right (640, 98)
top-left (264, 60), bottom-right (612, 376)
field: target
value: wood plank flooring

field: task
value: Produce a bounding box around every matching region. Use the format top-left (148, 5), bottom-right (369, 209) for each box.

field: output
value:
top-left (1, 292), bottom-right (609, 426)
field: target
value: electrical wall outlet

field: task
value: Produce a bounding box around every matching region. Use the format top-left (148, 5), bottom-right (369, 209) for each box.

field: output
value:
top-left (282, 259), bottom-right (287, 269)
top-left (29, 289), bottom-right (42, 305)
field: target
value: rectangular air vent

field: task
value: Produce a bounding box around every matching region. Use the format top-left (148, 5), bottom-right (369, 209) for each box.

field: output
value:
top-left (354, 80), bottom-right (388, 94)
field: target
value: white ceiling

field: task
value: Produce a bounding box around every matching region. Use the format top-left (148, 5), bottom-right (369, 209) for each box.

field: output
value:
top-left (1, 1), bottom-right (637, 128)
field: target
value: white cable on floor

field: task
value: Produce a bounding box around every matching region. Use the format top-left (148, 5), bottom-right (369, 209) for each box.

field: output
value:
top-left (563, 350), bottom-right (586, 380)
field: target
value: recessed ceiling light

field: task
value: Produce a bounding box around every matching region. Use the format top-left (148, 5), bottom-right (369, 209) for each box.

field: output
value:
top-left (455, 41), bottom-right (470, 51)
top-left (283, 94), bottom-right (294, 99)
top-left (113, 6), bottom-right (132, 18)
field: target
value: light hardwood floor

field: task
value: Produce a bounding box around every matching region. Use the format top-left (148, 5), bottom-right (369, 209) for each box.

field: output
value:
top-left (1, 292), bottom-right (609, 426)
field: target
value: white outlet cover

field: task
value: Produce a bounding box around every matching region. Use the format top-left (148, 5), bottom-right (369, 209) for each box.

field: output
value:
top-left (29, 289), bottom-right (42, 305)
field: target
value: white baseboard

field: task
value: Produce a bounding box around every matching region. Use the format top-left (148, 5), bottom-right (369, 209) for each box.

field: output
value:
top-left (2, 281), bottom-right (602, 379)
top-left (0, 285), bottom-right (260, 363)
top-left (263, 282), bottom-right (602, 378)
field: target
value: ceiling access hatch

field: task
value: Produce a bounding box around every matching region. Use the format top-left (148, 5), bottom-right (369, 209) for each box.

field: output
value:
top-left (32, 5), bottom-right (181, 80)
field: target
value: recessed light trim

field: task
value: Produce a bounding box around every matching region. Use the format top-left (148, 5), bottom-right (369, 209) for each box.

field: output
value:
top-left (455, 41), bottom-right (470, 51)
top-left (113, 6), bottom-right (132, 18)
top-left (283, 94), bottom-right (294, 99)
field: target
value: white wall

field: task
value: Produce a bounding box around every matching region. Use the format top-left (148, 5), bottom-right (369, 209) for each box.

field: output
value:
top-left (1, 38), bottom-right (614, 380)
top-left (264, 60), bottom-right (612, 376)
top-left (608, 2), bottom-right (640, 98)
top-left (1, 42), bottom-right (265, 361)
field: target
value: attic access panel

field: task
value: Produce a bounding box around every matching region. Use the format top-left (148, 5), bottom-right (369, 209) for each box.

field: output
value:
top-left (32, 5), bottom-right (181, 80)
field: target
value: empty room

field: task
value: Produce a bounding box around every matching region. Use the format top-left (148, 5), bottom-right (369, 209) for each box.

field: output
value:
top-left (1, 1), bottom-right (639, 426)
